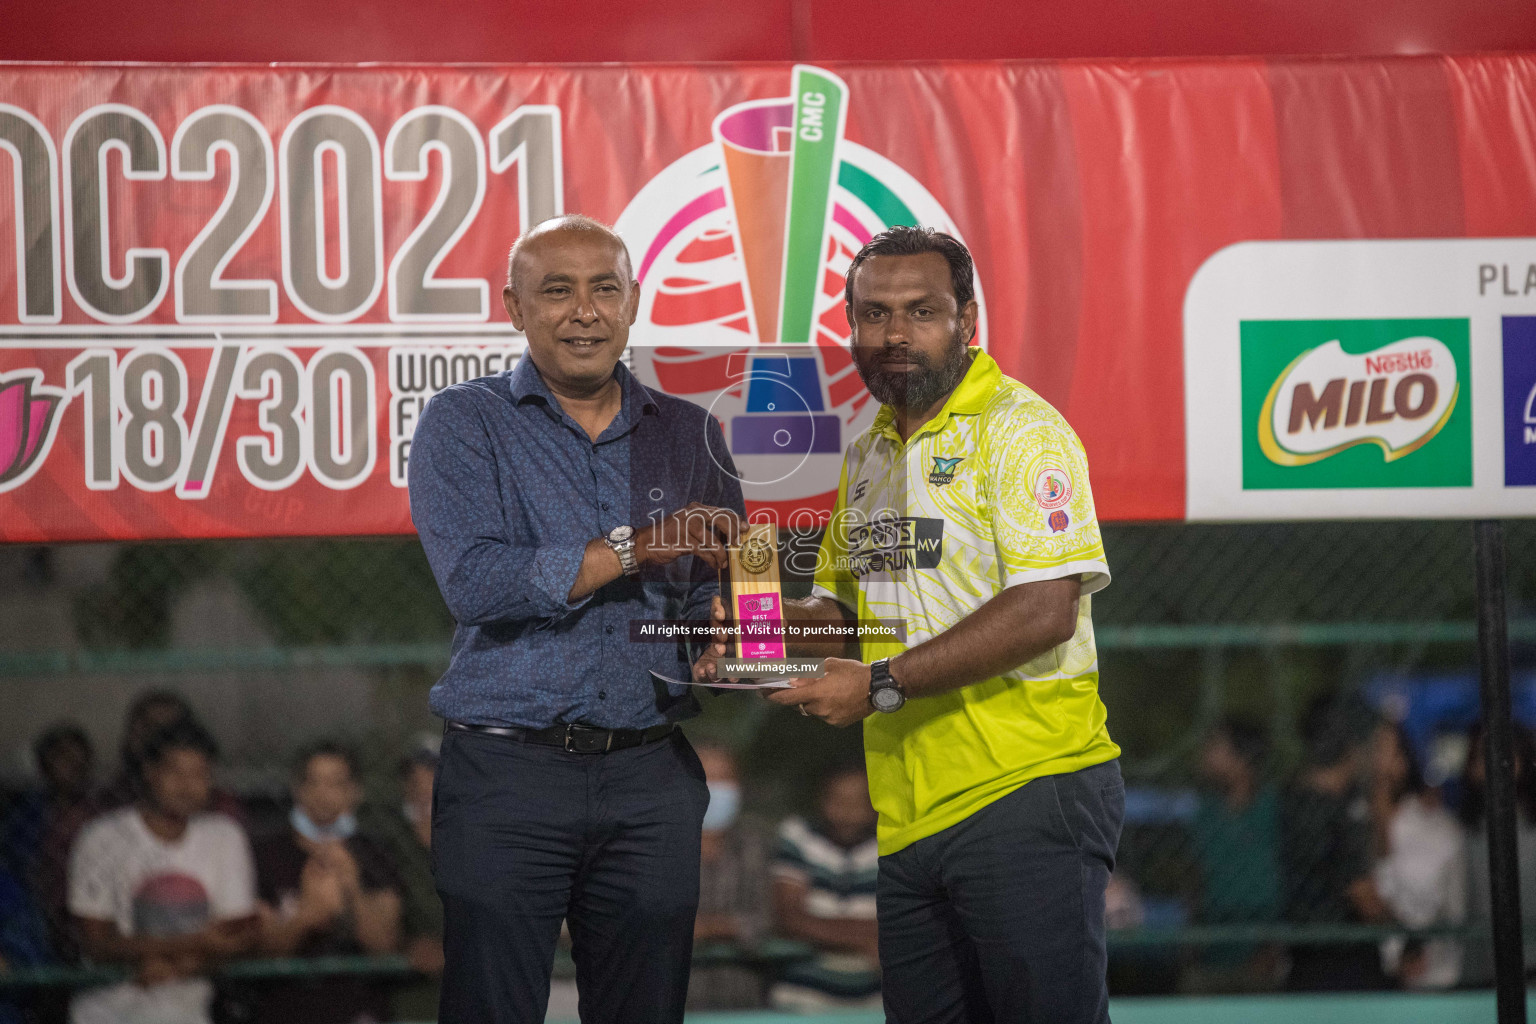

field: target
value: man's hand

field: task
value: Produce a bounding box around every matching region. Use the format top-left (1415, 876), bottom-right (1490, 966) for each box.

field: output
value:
top-left (296, 856), bottom-right (346, 927)
top-left (195, 917), bottom-right (256, 960)
top-left (690, 595), bottom-right (733, 684)
top-left (765, 657), bottom-right (874, 728)
top-left (310, 840), bottom-right (363, 899)
top-left (635, 503), bottom-right (742, 570)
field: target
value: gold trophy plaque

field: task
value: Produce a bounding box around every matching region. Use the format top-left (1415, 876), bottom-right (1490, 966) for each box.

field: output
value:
top-left (721, 523), bottom-right (786, 665)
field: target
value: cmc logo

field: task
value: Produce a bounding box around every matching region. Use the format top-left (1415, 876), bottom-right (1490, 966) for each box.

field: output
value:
top-left (1258, 336), bottom-right (1459, 466)
top-left (615, 65), bottom-right (986, 519)
top-left (1239, 319), bottom-right (1471, 491)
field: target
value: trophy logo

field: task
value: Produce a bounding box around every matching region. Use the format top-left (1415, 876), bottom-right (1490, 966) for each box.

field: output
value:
top-left (616, 65), bottom-right (988, 517)
top-left (739, 530), bottom-right (774, 574)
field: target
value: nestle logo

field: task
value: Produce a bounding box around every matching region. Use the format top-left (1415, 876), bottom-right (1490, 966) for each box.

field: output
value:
top-left (1363, 349), bottom-right (1435, 375)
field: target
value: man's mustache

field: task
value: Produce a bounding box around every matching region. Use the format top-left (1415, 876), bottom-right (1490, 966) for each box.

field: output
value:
top-left (858, 347), bottom-right (931, 366)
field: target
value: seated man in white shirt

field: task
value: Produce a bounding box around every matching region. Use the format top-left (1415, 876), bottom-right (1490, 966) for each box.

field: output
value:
top-left (68, 718), bottom-right (257, 1024)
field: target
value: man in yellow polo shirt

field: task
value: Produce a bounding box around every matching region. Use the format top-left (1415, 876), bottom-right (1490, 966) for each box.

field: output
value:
top-left (766, 227), bottom-right (1122, 1023)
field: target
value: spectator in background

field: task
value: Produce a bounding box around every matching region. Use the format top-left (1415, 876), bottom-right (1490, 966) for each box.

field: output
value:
top-left (688, 743), bottom-right (769, 1012)
top-left (1, 723), bottom-right (102, 963)
top-left (360, 742), bottom-right (443, 1023)
top-left (0, 862), bottom-right (52, 1024)
top-left (67, 719), bottom-right (258, 1024)
top-left (252, 741), bottom-right (401, 1024)
top-left (1369, 720), bottom-right (1464, 989)
top-left (102, 692), bottom-right (243, 823)
top-left (1459, 720), bottom-right (1536, 986)
top-left (1185, 718), bottom-right (1281, 991)
top-left (768, 763), bottom-right (881, 1012)
top-left (1281, 692), bottom-right (1391, 991)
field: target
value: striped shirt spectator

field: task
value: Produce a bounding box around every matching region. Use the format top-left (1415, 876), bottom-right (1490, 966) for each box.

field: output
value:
top-left (769, 766), bottom-right (881, 1010)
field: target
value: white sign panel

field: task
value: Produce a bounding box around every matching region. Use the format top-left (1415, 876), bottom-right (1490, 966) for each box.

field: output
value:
top-left (1184, 239), bottom-right (1536, 522)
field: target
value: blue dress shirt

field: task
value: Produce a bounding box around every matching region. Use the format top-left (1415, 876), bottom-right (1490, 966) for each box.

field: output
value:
top-left (408, 355), bottom-right (745, 729)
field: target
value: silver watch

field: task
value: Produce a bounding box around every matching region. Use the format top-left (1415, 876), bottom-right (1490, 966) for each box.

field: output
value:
top-left (605, 525), bottom-right (639, 577)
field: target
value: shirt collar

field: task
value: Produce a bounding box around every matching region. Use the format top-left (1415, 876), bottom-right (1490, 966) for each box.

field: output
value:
top-left (508, 352), bottom-right (660, 428)
top-left (870, 348), bottom-right (1001, 443)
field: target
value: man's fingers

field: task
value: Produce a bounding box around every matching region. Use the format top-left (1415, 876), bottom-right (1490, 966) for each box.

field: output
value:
top-left (681, 503), bottom-right (736, 542)
top-left (765, 681), bottom-right (815, 705)
top-left (709, 507), bottom-right (745, 546)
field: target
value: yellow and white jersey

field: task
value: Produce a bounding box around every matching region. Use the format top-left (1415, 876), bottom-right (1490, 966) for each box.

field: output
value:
top-left (813, 350), bottom-right (1119, 855)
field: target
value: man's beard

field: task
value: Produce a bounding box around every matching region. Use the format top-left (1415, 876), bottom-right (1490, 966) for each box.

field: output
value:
top-left (855, 331), bottom-right (972, 413)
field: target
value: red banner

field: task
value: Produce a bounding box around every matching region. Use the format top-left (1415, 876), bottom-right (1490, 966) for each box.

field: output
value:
top-left (1, 57), bottom-right (1534, 541)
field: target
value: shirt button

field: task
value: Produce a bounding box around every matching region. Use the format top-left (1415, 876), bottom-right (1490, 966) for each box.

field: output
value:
top-left (601, 502), bottom-right (610, 510)
top-left (606, 625), bottom-right (615, 634)
top-left (599, 691), bottom-right (608, 700)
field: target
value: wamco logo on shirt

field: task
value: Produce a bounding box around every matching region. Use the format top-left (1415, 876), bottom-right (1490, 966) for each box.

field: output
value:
top-left (1239, 319), bottom-right (1472, 490)
top-left (843, 514), bottom-right (944, 577)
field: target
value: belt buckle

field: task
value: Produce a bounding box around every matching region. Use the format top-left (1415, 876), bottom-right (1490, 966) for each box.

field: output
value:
top-left (563, 724), bottom-right (614, 754)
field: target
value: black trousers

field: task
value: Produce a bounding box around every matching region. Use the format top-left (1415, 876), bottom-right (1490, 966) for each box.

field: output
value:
top-left (878, 760), bottom-right (1125, 1024)
top-left (433, 726), bottom-right (709, 1024)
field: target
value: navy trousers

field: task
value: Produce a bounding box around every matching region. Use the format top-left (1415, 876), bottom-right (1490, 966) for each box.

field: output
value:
top-left (877, 760), bottom-right (1125, 1024)
top-left (433, 726), bottom-right (710, 1024)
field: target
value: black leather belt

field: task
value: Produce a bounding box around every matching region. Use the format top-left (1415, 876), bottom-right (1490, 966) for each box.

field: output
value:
top-left (446, 719), bottom-right (675, 754)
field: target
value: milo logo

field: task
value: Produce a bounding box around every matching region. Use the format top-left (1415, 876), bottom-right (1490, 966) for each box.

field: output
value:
top-left (1240, 319), bottom-right (1471, 490)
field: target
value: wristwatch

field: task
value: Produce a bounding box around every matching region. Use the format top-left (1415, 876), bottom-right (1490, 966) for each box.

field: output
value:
top-left (605, 525), bottom-right (639, 577)
top-left (868, 658), bottom-right (906, 713)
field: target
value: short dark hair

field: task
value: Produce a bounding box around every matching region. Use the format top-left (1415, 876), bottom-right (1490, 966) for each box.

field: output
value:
top-left (34, 722), bottom-right (91, 766)
top-left (141, 719), bottom-right (219, 768)
top-left (844, 226), bottom-right (976, 314)
top-left (399, 746), bottom-right (439, 776)
top-left (1212, 717), bottom-right (1268, 772)
top-left (1299, 691), bottom-right (1374, 767)
top-left (293, 740), bottom-right (360, 783)
top-left (819, 757), bottom-right (868, 791)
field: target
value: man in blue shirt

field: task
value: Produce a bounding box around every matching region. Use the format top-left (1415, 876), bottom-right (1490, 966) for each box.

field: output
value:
top-left (408, 214), bottom-right (745, 1024)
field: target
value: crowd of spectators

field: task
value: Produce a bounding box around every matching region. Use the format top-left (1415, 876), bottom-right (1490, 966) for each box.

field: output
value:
top-left (1177, 693), bottom-right (1529, 996)
top-left (1, 686), bottom-right (1533, 1021)
top-left (0, 692), bottom-right (438, 1024)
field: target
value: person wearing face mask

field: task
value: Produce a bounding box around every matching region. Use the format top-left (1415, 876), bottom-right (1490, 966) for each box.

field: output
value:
top-left (250, 742), bottom-right (401, 1024)
top-left (688, 743), bottom-right (770, 1012)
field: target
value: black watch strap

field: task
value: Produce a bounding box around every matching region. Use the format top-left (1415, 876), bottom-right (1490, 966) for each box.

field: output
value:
top-left (869, 658), bottom-right (905, 712)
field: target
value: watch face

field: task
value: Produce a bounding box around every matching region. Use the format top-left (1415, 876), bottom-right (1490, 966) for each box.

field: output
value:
top-left (608, 525), bottom-right (634, 543)
top-left (873, 685), bottom-right (904, 712)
